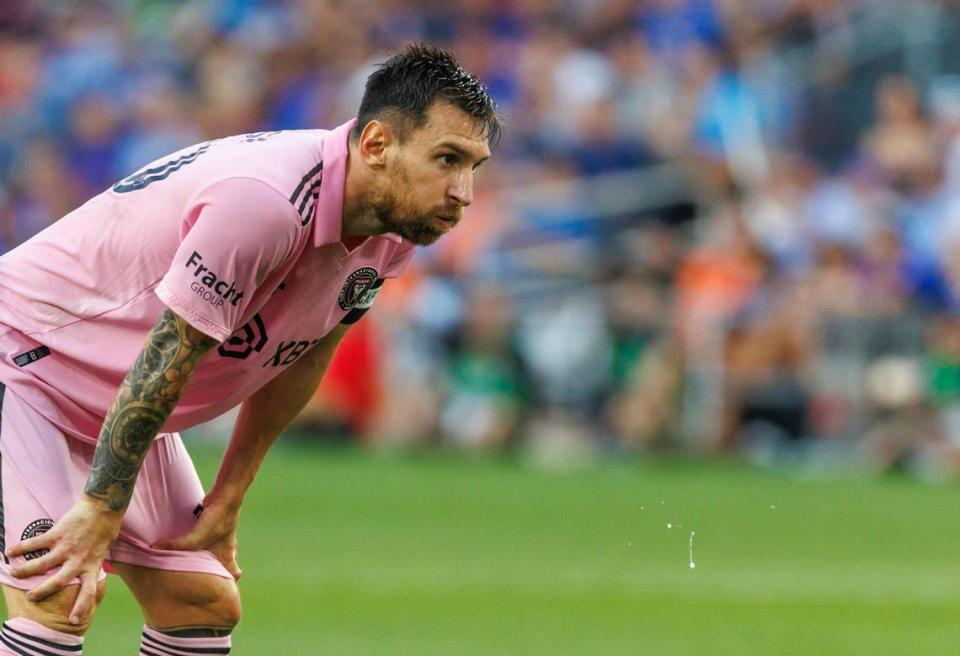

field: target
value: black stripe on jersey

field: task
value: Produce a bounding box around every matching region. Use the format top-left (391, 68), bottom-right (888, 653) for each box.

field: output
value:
top-left (297, 178), bottom-right (323, 216)
top-left (142, 631), bottom-right (231, 654)
top-left (296, 177), bottom-right (323, 226)
top-left (3, 623), bottom-right (83, 652)
top-left (340, 307), bottom-right (369, 325)
top-left (289, 161), bottom-right (324, 207)
top-left (0, 383), bottom-right (6, 563)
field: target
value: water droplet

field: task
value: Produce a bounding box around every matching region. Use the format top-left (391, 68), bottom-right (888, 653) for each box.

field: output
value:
top-left (688, 531), bottom-right (696, 570)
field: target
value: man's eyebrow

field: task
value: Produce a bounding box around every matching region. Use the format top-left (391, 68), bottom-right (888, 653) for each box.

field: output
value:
top-left (435, 141), bottom-right (490, 164)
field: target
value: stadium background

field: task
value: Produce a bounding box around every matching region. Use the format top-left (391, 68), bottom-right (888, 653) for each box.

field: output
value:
top-left (2, 1), bottom-right (960, 653)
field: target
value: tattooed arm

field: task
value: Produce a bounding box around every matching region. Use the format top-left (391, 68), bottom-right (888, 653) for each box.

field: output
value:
top-left (85, 308), bottom-right (217, 511)
top-left (6, 308), bottom-right (217, 624)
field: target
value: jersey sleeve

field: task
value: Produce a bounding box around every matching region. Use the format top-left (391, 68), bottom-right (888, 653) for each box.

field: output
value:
top-left (155, 177), bottom-right (302, 341)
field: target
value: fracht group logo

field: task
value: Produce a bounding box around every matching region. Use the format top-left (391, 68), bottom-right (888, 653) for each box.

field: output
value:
top-left (185, 251), bottom-right (244, 307)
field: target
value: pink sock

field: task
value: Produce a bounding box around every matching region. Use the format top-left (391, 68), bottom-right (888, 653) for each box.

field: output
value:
top-left (0, 618), bottom-right (83, 654)
top-left (139, 625), bottom-right (231, 655)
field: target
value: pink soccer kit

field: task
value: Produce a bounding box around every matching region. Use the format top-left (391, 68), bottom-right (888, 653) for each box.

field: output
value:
top-left (0, 119), bottom-right (415, 587)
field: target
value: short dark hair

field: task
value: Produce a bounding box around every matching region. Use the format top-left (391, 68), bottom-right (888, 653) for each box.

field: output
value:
top-left (354, 43), bottom-right (500, 146)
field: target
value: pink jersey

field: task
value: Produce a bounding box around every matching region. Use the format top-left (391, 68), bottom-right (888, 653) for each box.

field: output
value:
top-left (0, 119), bottom-right (415, 443)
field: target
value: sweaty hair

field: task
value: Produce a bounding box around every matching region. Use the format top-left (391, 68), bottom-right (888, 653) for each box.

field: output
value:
top-left (353, 43), bottom-right (500, 146)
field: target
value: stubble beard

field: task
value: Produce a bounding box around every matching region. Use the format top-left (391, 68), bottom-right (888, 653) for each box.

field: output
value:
top-left (373, 199), bottom-right (445, 246)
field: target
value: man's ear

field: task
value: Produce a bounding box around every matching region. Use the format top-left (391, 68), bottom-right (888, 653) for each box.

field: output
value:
top-left (357, 120), bottom-right (393, 170)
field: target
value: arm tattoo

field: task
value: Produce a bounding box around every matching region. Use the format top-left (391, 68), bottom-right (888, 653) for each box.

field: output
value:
top-left (85, 309), bottom-right (217, 511)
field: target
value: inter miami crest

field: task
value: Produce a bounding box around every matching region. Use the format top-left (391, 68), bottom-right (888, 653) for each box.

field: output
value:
top-left (21, 518), bottom-right (54, 561)
top-left (339, 267), bottom-right (380, 311)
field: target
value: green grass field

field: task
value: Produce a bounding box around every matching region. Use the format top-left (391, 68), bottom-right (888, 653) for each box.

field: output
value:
top-left (13, 442), bottom-right (960, 654)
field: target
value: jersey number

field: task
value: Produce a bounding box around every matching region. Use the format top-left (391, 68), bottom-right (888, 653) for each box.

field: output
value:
top-left (112, 143), bottom-right (212, 193)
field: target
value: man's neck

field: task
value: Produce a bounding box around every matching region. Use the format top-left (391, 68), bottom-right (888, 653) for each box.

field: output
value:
top-left (341, 140), bottom-right (382, 240)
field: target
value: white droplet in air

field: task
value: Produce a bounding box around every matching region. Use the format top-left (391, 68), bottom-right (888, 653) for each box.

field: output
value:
top-left (688, 531), bottom-right (696, 570)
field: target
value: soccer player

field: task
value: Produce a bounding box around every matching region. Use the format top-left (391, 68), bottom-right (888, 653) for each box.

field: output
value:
top-left (0, 43), bottom-right (497, 654)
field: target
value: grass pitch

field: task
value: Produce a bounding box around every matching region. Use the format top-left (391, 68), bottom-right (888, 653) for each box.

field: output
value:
top-left (20, 442), bottom-right (960, 654)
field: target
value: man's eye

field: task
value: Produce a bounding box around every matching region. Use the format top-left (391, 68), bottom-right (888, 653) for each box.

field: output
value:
top-left (439, 154), bottom-right (458, 166)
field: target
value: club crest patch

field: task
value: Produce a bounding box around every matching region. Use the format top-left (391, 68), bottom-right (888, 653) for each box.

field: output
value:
top-left (338, 267), bottom-right (380, 311)
top-left (20, 518), bottom-right (54, 561)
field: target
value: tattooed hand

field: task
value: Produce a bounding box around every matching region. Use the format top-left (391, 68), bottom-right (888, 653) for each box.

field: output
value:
top-left (6, 308), bottom-right (216, 623)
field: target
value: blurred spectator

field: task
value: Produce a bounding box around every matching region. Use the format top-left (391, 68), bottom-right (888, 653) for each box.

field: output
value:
top-left (604, 268), bottom-right (682, 450)
top-left (721, 270), bottom-right (814, 455)
top-left (863, 76), bottom-right (939, 194)
top-left (5, 140), bottom-right (82, 248)
top-left (439, 286), bottom-right (525, 451)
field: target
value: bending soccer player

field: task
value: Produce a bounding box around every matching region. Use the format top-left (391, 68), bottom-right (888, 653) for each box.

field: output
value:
top-left (0, 43), bottom-right (497, 654)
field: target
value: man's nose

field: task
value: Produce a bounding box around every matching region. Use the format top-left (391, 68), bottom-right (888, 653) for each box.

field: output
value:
top-left (448, 171), bottom-right (474, 207)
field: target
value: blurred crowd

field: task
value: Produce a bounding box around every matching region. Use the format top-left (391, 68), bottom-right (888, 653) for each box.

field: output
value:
top-left (6, 0), bottom-right (960, 477)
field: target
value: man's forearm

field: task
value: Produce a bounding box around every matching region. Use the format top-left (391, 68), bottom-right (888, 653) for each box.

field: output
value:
top-left (85, 309), bottom-right (216, 511)
top-left (210, 325), bottom-right (349, 505)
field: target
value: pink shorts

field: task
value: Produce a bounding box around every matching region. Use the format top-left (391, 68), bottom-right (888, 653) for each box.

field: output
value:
top-left (0, 383), bottom-right (231, 590)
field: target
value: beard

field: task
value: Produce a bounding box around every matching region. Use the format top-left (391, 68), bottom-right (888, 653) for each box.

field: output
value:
top-left (375, 204), bottom-right (445, 246)
top-left (371, 190), bottom-right (457, 246)
top-left (365, 159), bottom-right (461, 246)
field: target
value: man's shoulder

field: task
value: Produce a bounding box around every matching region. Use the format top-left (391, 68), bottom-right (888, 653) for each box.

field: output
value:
top-left (200, 130), bottom-right (329, 224)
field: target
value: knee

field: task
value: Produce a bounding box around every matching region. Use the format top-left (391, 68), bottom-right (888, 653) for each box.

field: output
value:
top-left (2, 580), bottom-right (107, 636)
top-left (198, 578), bottom-right (242, 629)
top-left (154, 575), bottom-right (242, 631)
